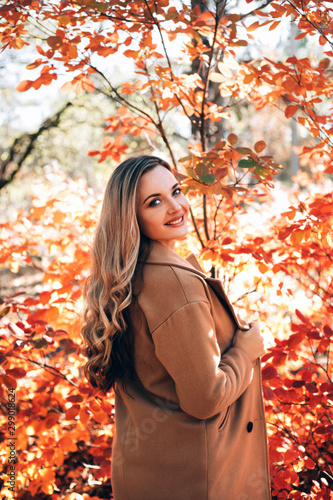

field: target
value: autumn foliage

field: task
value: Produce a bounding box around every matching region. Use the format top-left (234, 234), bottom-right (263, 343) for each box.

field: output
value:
top-left (0, 0), bottom-right (333, 498)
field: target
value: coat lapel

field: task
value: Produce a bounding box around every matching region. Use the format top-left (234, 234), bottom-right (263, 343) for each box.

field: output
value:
top-left (186, 253), bottom-right (248, 329)
top-left (142, 241), bottom-right (248, 330)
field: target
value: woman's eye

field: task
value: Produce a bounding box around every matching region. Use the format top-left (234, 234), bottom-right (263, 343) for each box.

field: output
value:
top-left (149, 198), bottom-right (161, 207)
top-left (173, 187), bottom-right (181, 195)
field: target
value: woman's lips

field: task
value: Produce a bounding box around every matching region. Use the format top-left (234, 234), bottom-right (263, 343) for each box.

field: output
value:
top-left (165, 215), bottom-right (185, 226)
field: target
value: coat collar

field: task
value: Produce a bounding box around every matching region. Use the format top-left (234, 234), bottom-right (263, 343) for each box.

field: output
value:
top-left (140, 240), bottom-right (208, 279)
top-left (139, 240), bottom-right (248, 330)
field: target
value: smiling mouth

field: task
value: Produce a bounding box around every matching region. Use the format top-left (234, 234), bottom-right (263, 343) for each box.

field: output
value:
top-left (165, 215), bottom-right (184, 226)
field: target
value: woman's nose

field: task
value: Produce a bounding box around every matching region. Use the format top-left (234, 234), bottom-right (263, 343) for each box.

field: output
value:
top-left (167, 197), bottom-right (181, 212)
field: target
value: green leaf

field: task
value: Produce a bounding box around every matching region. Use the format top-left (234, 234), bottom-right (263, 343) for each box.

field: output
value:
top-left (186, 167), bottom-right (199, 180)
top-left (238, 159), bottom-right (257, 169)
top-left (255, 165), bottom-right (265, 177)
top-left (199, 174), bottom-right (216, 184)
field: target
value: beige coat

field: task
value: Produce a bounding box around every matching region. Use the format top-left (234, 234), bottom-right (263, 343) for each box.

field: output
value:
top-left (111, 240), bottom-right (271, 500)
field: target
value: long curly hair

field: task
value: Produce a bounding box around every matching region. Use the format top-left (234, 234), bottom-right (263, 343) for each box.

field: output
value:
top-left (81, 155), bottom-right (172, 394)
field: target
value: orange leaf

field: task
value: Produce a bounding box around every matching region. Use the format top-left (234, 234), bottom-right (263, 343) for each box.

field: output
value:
top-left (319, 35), bottom-right (326, 46)
top-left (61, 80), bottom-right (77, 93)
top-left (26, 59), bottom-right (43, 70)
top-left (285, 105), bottom-right (298, 119)
top-left (269, 20), bottom-right (280, 31)
top-left (68, 45), bottom-right (78, 59)
top-left (82, 76), bottom-right (95, 92)
top-left (29, 306), bottom-right (59, 323)
top-left (53, 210), bottom-right (66, 224)
top-left (16, 80), bottom-right (33, 92)
top-left (254, 140), bottom-right (266, 153)
top-left (79, 407), bottom-right (90, 425)
top-left (30, 205), bottom-right (46, 218)
top-left (65, 404), bottom-right (80, 420)
top-left (11, 38), bottom-right (25, 50)
top-left (47, 35), bottom-right (63, 49)
top-left (247, 21), bottom-right (260, 32)
top-left (118, 106), bottom-right (129, 117)
top-left (228, 133), bottom-right (238, 145)
top-left (259, 263), bottom-right (269, 274)
top-left (45, 411), bottom-right (60, 429)
top-left (2, 375), bottom-right (17, 389)
top-left (234, 40), bottom-right (247, 47)
top-left (199, 10), bottom-right (215, 23)
top-left (123, 49), bottom-right (140, 59)
top-left (54, 447), bottom-right (64, 467)
top-left (59, 434), bottom-right (77, 452)
top-left (290, 229), bottom-right (303, 246)
top-left (295, 31), bottom-right (307, 40)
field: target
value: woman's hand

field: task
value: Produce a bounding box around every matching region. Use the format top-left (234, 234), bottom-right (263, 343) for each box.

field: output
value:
top-left (233, 321), bottom-right (265, 362)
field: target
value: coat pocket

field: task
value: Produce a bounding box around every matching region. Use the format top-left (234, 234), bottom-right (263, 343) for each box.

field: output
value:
top-left (217, 405), bottom-right (231, 432)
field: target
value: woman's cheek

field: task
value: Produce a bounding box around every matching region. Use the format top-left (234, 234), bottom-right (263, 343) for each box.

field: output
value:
top-left (138, 214), bottom-right (158, 239)
top-left (182, 196), bottom-right (190, 216)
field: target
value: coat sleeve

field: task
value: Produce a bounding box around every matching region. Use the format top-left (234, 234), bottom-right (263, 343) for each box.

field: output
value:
top-left (150, 299), bottom-right (254, 420)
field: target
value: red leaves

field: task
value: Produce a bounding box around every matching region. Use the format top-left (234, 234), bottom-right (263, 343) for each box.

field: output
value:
top-left (6, 367), bottom-right (26, 379)
top-left (1, 374), bottom-right (17, 389)
top-left (87, 134), bottom-right (129, 163)
top-left (16, 66), bottom-right (57, 92)
top-left (305, 382), bottom-right (318, 394)
top-left (314, 424), bottom-right (333, 435)
top-left (66, 394), bottom-right (84, 403)
top-left (262, 365), bottom-right (278, 381)
top-left (263, 385), bottom-right (276, 401)
top-left (61, 75), bottom-right (95, 94)
top-left (0, 158), bottom-right (332, 500)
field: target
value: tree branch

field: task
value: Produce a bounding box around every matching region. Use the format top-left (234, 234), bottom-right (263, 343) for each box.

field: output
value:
top-left (0, 101), bottom-right (73, 191)
top-left (239, 0), bottom-right (275, 20)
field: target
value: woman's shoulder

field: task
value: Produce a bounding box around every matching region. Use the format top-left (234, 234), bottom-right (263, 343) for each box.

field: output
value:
top-left (141, 260), bottom-right (209, 300)
top-left (133, 243), bottom-right (210, 330)
top-left (135, 263), bottom-right (210, 334)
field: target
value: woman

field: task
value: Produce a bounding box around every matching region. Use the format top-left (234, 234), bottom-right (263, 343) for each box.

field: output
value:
top-left (82, 155), bottom-right (271, 500)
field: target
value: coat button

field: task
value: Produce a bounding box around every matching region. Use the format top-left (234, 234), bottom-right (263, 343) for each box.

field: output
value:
top-left (247, 421), bottom-right (253, 433)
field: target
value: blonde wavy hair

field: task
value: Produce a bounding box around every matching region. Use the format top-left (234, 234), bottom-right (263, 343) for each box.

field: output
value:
top-left (81, 155), bottom-right (172, 393)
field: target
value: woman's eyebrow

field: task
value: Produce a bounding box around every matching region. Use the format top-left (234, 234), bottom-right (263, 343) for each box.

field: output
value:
top-left (143, 182), bottom-right (179, 205)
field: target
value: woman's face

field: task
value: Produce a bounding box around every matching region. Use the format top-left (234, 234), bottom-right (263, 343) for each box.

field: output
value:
top-left (136, 165), bottom-right (189, 250)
